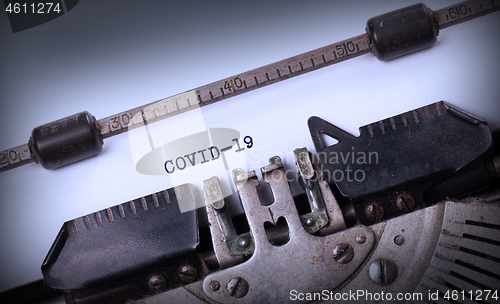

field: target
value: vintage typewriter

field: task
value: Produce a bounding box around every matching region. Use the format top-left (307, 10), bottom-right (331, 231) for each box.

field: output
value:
top-left (0, 1), bottom-right (499, 303)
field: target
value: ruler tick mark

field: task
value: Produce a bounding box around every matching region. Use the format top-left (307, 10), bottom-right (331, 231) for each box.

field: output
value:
top-left (2, 2), bottom-right (498, 174)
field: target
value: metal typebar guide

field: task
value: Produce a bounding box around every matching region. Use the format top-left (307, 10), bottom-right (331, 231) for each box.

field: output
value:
top-left (0, 0), bottom-right (499, 172)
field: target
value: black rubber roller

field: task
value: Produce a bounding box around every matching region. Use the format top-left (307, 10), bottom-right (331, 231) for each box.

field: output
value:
top-left (367, 3), bottom-right (438, 61)
top-left (29, 111), bottom-right (103, 169)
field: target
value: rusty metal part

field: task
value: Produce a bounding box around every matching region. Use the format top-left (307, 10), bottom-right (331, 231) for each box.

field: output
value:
top-left (203, 160), bottom-right (374, 303)
top-left (414, 201), bottom-right (500, 299)
top-left (294, 148), bottom-right (329, 234)
top-left (365, 202), bottom-right (384, 222)
top-left (226, 278), bottom-right (249, 298)
top-left (131, 198), bottom-right (500, 303)
top-left (396, 193), bottom-right (416, 212)
top-left (148, 275), bottom-right (168, 292)
top-left (394, 235), bottom-right (405, 246)
top-left (332, 243), bottom-right (354, 264)
top-left (294, 148), bottom-right (315, 180)
top-left (178, 265), bottom-right (197, 283)
top-left (356, 234), bottom-right (366, 244)
top-left (369, 258), bottom-right (398, 285)
top-left (209, 281), bottom-right (220, 292)
top-left (203, 177), bottom-right (249, 269)
top-left (332, 203), bottom-right (446, 302)
top-left (318, 180), bottom-right (347, 235)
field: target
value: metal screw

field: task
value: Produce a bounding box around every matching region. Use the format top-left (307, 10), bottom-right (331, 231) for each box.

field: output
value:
top-left (148, 275), bottom-right (167, 292)
top-left (304, 217), bottom-right (315, 227)
top-left (365, 203), bottom-right (384, 222)
top-left (332, 243), bottom-right (354, 264)
top-left (356, 234), bottom-right (366, 244)
top-left (210, 280), bottom-right (221, 292)
top-left (178, 265), bottom-right (197, 283)
top-left (396, 193), bottom-right (415, 212)
top-left (227, 277), bottom-right (249, 298)
top-left (394, 235), bottom-right (404, 246)
top-left (369, 258), bottom-right (398, 285)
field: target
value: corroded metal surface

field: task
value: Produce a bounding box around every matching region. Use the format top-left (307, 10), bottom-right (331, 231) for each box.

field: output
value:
top-left (202, 161), bottom-right (375, 303)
